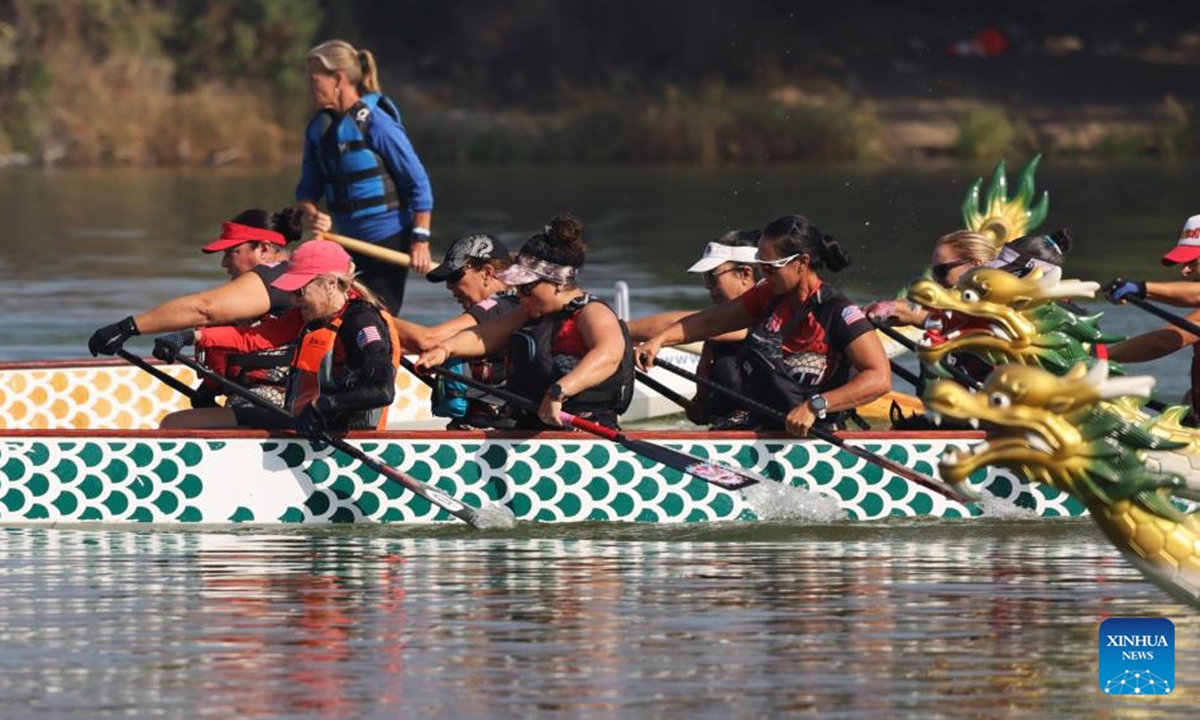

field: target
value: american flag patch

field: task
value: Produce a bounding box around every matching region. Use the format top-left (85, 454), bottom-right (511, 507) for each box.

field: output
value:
top-left (356, 325), bottom-right (383, 348)
top-left (841, 305), bottom-right (866, 325)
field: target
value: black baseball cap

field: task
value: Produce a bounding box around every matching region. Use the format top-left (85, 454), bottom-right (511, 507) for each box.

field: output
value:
top-left (427, 233), bottom-right (512, 282)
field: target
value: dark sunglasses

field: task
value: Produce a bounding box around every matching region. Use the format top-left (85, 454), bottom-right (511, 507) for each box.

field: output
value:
top-left (442, 267), bottom-right (467, 285)
top-left (931, 258), bottom-right (973, 286)
top-left (517, 280), bottom-right (545, 297)
top-left (701, 266), bottom-right (743, 288)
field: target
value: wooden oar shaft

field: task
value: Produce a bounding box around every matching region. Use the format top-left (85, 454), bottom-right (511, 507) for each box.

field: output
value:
top-left (322, 232), bottom-right (441, 272)
top-left (174, 354), bottom-right (488, 528)
top-left (652, 357), bottom-right (976, 504)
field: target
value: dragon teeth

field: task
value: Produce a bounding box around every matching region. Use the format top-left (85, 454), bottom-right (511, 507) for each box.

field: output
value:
top-left (991, 324), bottom-right (1014, 342)
top-left (1026, 433), bottom-right (1053, 453)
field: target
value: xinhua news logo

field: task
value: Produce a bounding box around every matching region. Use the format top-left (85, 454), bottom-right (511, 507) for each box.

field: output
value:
top-left (1099, 617), bottom-right (1174, 695)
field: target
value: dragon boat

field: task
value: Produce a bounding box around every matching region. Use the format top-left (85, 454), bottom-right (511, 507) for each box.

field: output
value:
top-left (0, 426), bottom-right (1080, 525)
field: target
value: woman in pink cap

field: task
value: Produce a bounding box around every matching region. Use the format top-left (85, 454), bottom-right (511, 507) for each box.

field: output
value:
top-left (415, 214), bottom-right (634, 430)
top-left (1106, 214), bottom-right (1200, 421)
top-left (155, 240), bottom-right (400, 432)
top-left (87, 207), bottom-right (303, 406)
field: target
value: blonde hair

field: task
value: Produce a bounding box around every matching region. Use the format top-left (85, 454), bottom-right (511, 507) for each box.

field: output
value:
top-left (937, 230), bottom-right (997, 264)
top-left (307, 39), bottom-right (381, 94)
top-left (327, 268), bottom-right (388, 313)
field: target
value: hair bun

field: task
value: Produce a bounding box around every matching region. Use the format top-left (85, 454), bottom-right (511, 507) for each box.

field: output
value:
top-left (819, 233), bottom-right (852, 272)
top-left (1047, 227), bottom-right (1072, 254)
top-left (544, 213), bottom-right (585, 248)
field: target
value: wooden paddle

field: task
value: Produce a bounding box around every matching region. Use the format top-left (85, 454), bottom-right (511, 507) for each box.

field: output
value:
top-left (649, 356), bottom-right (979, 504)
top-left (322, 231), bottom-right (441, 272)
top-left (173, 354), bottom-right (512, 529)
top-left (410, 359), bottom-right (770, 492)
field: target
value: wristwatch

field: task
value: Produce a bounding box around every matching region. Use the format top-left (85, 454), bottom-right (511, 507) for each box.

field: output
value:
top-left (808, 393), bottom-right (828, 420)
top-left (547, 382), bottom-right (568, 402)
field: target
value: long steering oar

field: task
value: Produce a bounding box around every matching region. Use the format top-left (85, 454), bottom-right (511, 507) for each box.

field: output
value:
top-left (116, 348), bottom-right (201, 401)
top-left (173, 354), bottom-right (513, 529)
top-left (409, 360), bottom-right (767, 492)
top-left (322, 232), bottom-right (441, 273)
top-left (650, 356), bottom-right (978, 503)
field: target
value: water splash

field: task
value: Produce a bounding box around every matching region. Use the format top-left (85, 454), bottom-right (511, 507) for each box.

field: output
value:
top-left (472, 503), bottom-right (518, 530)
top-left (742, 482), bottom-right (844, 522)
top-left (973, 492), bottom-right (1037, 519)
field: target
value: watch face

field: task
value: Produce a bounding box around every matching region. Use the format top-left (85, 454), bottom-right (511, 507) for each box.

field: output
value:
top-left (810, 395), bottom-right (827, 411)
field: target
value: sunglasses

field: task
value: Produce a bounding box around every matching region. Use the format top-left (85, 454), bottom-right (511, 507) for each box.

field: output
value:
top-left (516, 280), bottom-right (545, 297)
top-left (754, 252), bottom-right (800, 269)
top-left (931, 258), bottom-right (973, 286)
top-left (443, 268), bottom-right (467, 285)
top-left (701, 266), bottom-right (742, 288)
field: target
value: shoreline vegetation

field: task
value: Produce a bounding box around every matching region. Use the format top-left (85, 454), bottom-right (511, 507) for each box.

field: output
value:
top-left (1, 2), bottom-right (1197, 168)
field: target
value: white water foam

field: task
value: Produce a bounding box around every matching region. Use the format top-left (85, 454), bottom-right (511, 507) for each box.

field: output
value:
top-left (473, 503), bottom-right (518, 530)
top-left (972, 492), bottom-right (1038, 519)
top-left (742, 482), bottom-right (845, 522)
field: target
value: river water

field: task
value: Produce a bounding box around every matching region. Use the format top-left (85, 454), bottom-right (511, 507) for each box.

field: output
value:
top-left (1, 163), bottom-right (1197, 715)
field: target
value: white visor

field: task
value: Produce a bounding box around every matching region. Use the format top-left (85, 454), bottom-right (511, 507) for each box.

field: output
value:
top-left (686, 242), bottom-right (760, 273)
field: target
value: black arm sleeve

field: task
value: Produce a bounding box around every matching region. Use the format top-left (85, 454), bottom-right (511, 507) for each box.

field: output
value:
top-left (323, 302), bottom-right (396, 414)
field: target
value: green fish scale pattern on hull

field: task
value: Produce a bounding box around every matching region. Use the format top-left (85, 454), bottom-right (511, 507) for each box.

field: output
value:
top-left (0, 436), bottom-right (1083, 523)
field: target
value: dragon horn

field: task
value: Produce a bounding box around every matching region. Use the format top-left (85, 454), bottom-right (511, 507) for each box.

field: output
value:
top-left (961, 177), bottom-right (984, 229)
top-left (1090, 359), bottom-right (1156, 399)
top-left (983, 160), bottom-right (1009, 214)
top-left (1014, 154), bottom-right (1041, 205)
top-left (1039, 279), bottom-right (1101, 300)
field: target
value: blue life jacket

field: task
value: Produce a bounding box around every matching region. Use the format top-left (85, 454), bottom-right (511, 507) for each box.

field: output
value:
top-left (307, 92), bottom-right (402, 220)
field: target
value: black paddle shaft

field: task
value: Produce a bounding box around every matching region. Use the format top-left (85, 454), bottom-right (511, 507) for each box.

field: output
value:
top-left (650, 356), bottom-right (977, 504)
top-left (173, 354), bottom-right (489, 528)
top-left (1127, 296), bottom-right (1200, 337)
top-left (414, 360), bottom-right (764, 492)
top-left (116, 349), bottom-right (200, 400)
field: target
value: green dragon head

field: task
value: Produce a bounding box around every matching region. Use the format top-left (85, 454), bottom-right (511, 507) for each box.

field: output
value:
top-left (926, 361), bottom-right (1200, 607)
top-left (908, 267), bottom-right (1122, 374)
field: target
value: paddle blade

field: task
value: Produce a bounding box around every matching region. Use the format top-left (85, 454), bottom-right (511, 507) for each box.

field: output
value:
top-left (620, 436), bottom-right (760, 491)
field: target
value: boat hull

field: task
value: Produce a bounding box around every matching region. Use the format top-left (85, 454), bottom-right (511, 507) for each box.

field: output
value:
top-left (0, 429), bottom-right (1084, 524)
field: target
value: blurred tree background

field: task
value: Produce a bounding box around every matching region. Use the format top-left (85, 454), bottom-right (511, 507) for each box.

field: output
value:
top-left (0, 0), bottom-right (1198, 165)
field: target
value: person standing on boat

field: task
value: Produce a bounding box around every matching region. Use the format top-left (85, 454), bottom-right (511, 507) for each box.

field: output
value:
top-left (1105, 214), bottom-right (1200, 421)
top-left (415, 214), bottom-right (635, 430)
top-left (628, 229), bottom-right (762, 428)
top-left (295, 39), bottom-right (434, 315)
top-left (155, 240), bottom-right (400, 432)
top-left (396, 233), bottom-right (520, 429)
top-left (636, 214), bottom-right (891, 438)
top-left (87, 207), bottom-right (303, 407)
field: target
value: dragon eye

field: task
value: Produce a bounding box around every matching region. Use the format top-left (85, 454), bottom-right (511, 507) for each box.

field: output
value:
top-left (961, 289), bottom-right (980, 303)
top-left (987, 392), bottom-right (1011, 409)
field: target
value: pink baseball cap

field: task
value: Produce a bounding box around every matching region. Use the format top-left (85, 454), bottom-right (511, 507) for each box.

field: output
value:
top-left (271, 240), bottom-right (352, 291)
top-left (1161, 215), bottom-right (1200, 266)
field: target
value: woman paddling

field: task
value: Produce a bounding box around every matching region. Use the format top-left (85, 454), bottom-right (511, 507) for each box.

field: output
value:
top-left (88, 207), bottom-right (303, 407)
top-left (415, 214), bottom-right (634, 430)
top-left (154, 240), bottom-right (399, 432)
top-left (637, 214), bottom-right (890, 438)
top-left (1105, 214), bottom-right (1200, 421)
top-left (628, 229), bottom-right (761, 428)
top-left (295, 39), bottom-right (434, 314)
top-left (396, 233), bottom-right (520, 428)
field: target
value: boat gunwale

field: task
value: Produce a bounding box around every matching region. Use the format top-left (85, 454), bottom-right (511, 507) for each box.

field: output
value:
top-left (0, 428), bottom-right (986, 441)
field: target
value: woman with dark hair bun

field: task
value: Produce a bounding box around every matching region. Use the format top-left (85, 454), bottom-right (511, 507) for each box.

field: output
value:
top-left (416, 213), bottom-right (634, 429)
top-left (638, 214), bottom-right (891, 437)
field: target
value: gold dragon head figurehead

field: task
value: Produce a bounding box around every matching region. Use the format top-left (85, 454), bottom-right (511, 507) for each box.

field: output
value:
top-left (925, 361), bottom-right (1155, 487)
top-left (908, 267), bottom-right (1101, 363)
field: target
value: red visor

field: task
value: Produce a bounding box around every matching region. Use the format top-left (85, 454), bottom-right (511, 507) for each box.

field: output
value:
top-left (202, 222), bottom-right (287, 253)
